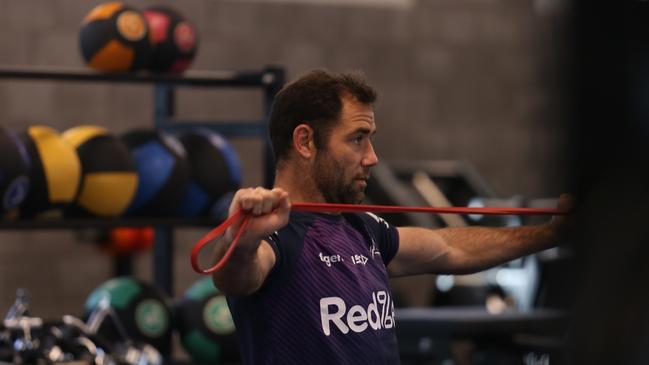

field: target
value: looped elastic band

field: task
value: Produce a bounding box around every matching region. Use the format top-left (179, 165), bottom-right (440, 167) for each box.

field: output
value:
top-left (190, 209), bottom-right (250, 274)
top-left (191, 203), bottom-right (565, 275)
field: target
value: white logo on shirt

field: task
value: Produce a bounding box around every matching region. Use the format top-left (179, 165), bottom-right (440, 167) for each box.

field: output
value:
top-left (370, 244), bottom-right (381, 259)
top-left (366, 212), bottom-right (390, 229)
top-left (350, 254), bottom-right (368, 266)
top-left (319, 252), bottom-right (343, 267)
top-left (319, 291), bottom-right (395, 336)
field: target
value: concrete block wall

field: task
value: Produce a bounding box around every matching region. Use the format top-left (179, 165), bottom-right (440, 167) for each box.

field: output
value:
top-left (0, 0), bottom-right (569, 349)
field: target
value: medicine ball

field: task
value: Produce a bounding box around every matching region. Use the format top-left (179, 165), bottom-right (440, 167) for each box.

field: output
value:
top-left (62, 125), bottom-right (138, 217)
top-left (84, 277), bottom-right (172, 355)
top-left (176, 278), bottom-right (239, 363)
top-left (176, 129), bottom-right (241, 217)
top-left (100, 227), bottom-right (154, 256)
top-left (0, 127), bottom-right (30, 217)
top-left (121, 129), bottom-right (190, 216)
top-left (79, 2), bottom-right (151, 72)
top-left (19, 126), bottom-right (81, 218)
top-left (143, 6), bottom-right (198, 74)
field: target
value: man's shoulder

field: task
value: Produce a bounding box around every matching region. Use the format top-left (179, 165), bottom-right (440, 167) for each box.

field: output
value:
top-left (344, 211), bottom-right (392, 231)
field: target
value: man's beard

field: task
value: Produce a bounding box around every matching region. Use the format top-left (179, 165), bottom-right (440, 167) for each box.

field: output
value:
top-left (313, 150), bottom-right (366, 204)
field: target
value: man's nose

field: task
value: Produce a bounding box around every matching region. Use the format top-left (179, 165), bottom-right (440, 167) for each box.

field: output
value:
top-left (363, 142), bottom-right (379, 167)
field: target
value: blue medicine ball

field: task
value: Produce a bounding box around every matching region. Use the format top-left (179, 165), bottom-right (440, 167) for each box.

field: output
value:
top-left (176, 129), bottom-right (241, 217)
top-left (0, 127), bottom-right (30, 216)
top-left (121, 129), bottom-right (190, 216)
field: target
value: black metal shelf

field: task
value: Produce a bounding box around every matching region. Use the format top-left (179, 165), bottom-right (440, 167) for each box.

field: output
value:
top-left (0, 65), bottom-right (282, 88)
top-left (0, 217), bottom-right (221, 230)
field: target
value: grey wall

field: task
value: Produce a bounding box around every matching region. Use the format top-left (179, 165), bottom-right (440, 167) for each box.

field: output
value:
top-left (0, 0), bottom-right (568, 356)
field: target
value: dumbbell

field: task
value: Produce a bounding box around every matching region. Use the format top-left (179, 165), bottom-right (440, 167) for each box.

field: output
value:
top-left (85, 294), bottom-right (162, 365)
top-left (0, 323), bottom-right (14, 362)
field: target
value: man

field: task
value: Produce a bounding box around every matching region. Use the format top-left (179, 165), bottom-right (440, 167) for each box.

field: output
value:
top-left (212, 69), bottom-right (570, 364)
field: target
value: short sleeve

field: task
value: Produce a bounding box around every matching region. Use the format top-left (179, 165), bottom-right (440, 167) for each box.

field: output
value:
top-left (259, 214), bottom-right (308, 289)
top-left (353, 212), bottom-right (400, 265)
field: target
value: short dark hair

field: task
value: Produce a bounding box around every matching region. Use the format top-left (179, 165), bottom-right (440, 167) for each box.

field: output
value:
top-left (268, 69), bottom-right (377, 164)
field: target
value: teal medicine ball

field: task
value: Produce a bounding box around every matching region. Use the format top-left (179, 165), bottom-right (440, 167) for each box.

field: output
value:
top-left (84, 277), bottom-right (173, 355)
top-left (176, 278), bottom-right (239, 363)
top-left (0, 127), bottom-right (30, 216)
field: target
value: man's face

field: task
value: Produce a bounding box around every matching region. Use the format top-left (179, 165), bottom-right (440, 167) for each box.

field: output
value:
top-left (313, 96), bottom-right (378, 204)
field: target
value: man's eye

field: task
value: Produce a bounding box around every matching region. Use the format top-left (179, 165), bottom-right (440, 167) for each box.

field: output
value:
top-left (353, 136), bottom-right (363, 144)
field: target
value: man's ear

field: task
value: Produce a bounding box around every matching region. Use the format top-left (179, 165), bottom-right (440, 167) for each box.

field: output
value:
top-left (293, 124), bottom-right (316, 159)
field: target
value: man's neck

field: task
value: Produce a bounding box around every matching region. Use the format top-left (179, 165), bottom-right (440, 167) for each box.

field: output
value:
top-left (273, 164), bottom-right (326, 203)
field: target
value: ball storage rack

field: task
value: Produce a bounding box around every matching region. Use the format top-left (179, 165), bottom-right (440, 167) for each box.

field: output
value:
top-left (0, 65), bottom-right (286, 297)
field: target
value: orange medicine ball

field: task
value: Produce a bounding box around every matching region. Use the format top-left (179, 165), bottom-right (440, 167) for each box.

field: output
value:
top-left (79, 2), bottom-right (152, 72)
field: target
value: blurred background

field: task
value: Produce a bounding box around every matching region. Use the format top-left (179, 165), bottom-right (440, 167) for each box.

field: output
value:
top-left (0, 0), bottom-right (646, 364)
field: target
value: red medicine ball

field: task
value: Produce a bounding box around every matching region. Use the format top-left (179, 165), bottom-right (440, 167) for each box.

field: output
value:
top-left (143, 6), bottom-right (198, 74)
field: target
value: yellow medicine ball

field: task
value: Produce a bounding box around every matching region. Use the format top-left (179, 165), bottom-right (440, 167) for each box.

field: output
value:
top-left (62, 125), bottom-right (138, 217)
top-left (19, 126), bottom-right (81, 218)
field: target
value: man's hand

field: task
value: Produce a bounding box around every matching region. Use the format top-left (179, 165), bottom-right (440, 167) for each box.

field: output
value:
top-left (547, 193), bottom-right (576, 240)
top-left (212, 187), bottom-right (291, 296)
top-left (225, 187), bottom-right (291, 249)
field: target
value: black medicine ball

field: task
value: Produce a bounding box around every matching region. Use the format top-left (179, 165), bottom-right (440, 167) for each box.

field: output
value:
top-left (143, 6), bottom-right (198, 74)
top-left (176, 129), bottom-right (241, 217)
top-left (0, 127), bottom-right (30, 216)
top-left (79, 2), bottom-right (152, 72)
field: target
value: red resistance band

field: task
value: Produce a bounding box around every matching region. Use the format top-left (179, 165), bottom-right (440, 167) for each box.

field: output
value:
top-left (190, 202), bottom-right (565, 275)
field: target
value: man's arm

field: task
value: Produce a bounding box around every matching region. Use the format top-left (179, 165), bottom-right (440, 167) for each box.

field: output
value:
top-left (211, 187), bottom-right (291, 296)
top-left (387, 195), bottom-right (572, 277)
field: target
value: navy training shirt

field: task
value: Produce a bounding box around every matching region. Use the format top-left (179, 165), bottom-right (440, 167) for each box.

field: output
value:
top-left (227, 211), bottom-right (401, 364)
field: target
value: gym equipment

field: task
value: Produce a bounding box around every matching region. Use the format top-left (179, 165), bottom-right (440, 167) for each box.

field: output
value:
top-left (176, 278), bottom-right (239, 363)
top-left (370, 160), bottom-right (541, 310)
top-left (3, 289), bottom-right (48, 364)
top-left (39, 318), bottom-right (112, 365)
top-left (176, 129), bottom-right (241, 217)
top-left (0, 65), bottom-right (284, 299)
top-left (62, 125), bottom-right (138, 217)
top-left (0, 127), bottom-right (30, 217)
top-left (366, 161), bottom-right (438, 228)
top-left (18, 126), bottom-right (81, 218)
top-left (3, 288), bottom-right (161, 365)
top-left (121, 129), bottom-right (190, 217)
top-left (143, 6), bottom-right (198, 74)
top-left (79, 2), bottom-right (152, 72)
top-left (395, 307), bottom-right (567, 365)
top-left (0, 323), bottom-right (12, 362)
top-left (83, 294), bottom-right (162, 365)
top-left (102, 227), bottom-right (155, 256)
top-left (4, 316), bottom-right (45, 364)
top-left (84, 277), bottom-right (173, 356)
